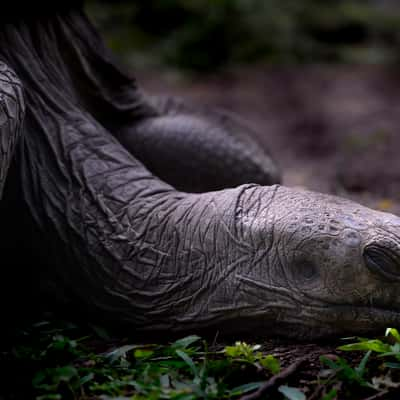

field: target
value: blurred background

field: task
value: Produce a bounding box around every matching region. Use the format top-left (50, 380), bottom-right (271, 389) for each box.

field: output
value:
top-left (86, 0), bottom-right (400, 70)
top-left (85, 0), bottom-right (400, 213)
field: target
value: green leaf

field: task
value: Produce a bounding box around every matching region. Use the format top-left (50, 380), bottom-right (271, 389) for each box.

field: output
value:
top-left (160, 374), bottom-right (170, 388)
top-left (176, 349), bottom-right (198, 378)
top-left (259, 354), bottom-right (281, 374)
top-left (171, 335), bottom-right (201, 350)
top-left (32, 370), bottom-right (47, 387)
top-left (36, 395), bottom-right (62, 400)
top-left (386, 327), bottom-right (400, 342)
top-left (355, 350), bottom-right (371, 377)
top-left (105, 344), bottom-right (137, 362)
top-left (338, 340), bottom-right (391, 353)
top-left (80, 372), bottom-right (95, 385)
top-left (54, 366), bottom-right (79, 382)
top-left (278, 385), bottom-right (306, 400)
top-left (169, 394), bottom-right (197, 400)
top-left (320, 355), bottom-right (370, 386)
top-left (224, 341), bottom-right (258, 362)
top-left (134, 349), bottom-right (154, 359)
top-left (385, 362), bottom-right (400, 369)
top-left (229, 381), bottom-right (264, 395)
top-left (391, 342), bottom-right (400, 354)
top-left (322, 388), bottom-right (338, 400)
top-left (320, 356), bottom-right (340, 370)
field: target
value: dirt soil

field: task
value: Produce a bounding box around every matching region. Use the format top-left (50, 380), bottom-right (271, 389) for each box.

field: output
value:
top-left (138, 64), bottom-right (400, 214)
top-left (137, 64), bottom-right (400, 397)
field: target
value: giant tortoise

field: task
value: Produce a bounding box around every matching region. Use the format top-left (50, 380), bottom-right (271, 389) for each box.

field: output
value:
top-left (0, 3), bottom-right (400, 339)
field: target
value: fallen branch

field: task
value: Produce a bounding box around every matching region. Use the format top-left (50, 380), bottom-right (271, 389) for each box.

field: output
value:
top-left (361, 390), bottom-right (389, 400)
top-left (240, 356), bottom-right (307, 400)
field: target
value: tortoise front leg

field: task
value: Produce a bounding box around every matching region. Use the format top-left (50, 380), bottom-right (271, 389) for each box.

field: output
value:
top-left (116, 95), bottom-right (281, 193)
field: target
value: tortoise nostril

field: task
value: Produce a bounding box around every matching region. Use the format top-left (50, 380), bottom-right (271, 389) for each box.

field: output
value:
top-left (363, 244), bottom-right (400, 281)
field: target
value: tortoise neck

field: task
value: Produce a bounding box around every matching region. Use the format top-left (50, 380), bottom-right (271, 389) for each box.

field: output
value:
top-left (0, 9), bottom-right (156, 128)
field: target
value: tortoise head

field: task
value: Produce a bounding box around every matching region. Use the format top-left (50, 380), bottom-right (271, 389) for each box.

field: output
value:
top-left (235, 185), bottom-right (400, 339)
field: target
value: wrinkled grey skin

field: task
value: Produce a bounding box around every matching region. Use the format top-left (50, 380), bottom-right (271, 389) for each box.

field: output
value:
top-left (0, 62), bottom-right (24, 198)
top-left (235, 186), bottom-right (400, 338)
top-left (116, 95), bottom-right (281, 192)
top-left (1, 10), bottom-right (400, 340)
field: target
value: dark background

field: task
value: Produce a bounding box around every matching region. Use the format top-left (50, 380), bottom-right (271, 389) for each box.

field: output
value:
top-left (85, 0), bottom-right (400, 214)
top-left (85, 0), bottom-right (400, 71)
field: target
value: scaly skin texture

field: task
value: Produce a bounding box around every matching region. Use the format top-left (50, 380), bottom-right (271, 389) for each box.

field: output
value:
top-left (0, 62), bottom-right (24, 198)
top-left (236, 186), bottom-right (400, 338)
top-left (116, 95), bottom-right (281, 192)
top-left (1, 9), bottom-right (400, 339)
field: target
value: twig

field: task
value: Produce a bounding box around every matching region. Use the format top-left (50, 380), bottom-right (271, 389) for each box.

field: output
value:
top-left (240, 356), bottom-right (307, 400)
top-left (307, 383), bottom-right (323, 400)
top-left (361, 390), bottom-right (389, 400)
top-left (309, 381), bottom-right (341, 400)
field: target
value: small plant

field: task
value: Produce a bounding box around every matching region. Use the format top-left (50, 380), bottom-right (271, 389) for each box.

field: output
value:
top-left (224, 341), bottom-right (281, 374)
top-left (3, 317), bottom-right (400, 399)
top-left (320, 351), bottom-right (371, 387)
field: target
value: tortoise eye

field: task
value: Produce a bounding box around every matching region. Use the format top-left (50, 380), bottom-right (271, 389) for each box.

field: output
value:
top-left (297, 260), bottom-right (318, 280)
top-left (363, 243), bottom-right (400, 281)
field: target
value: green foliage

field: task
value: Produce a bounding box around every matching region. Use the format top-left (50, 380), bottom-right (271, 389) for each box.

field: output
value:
top-left (338, 328), bottom-right (400, 370)
top-left (315, 327), bottom-right (400, 396)
top-left (278, 385), bottom-right (306, 400)
top-left (320, 351), bottom-right (371, 387)
top-left (224, 341), bottom-right (280, 374)
top-left (1, 319), bottom-right (279, 399)
top-left (85, 0), bottom-right (400, 71)
top-left (3, 319), bottom-right (400, 399)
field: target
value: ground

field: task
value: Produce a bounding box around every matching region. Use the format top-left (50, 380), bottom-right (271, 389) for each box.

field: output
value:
top-left (3, 64), bottom-right (400, 399)
top-left (138, 64), bottom-right (400, 213)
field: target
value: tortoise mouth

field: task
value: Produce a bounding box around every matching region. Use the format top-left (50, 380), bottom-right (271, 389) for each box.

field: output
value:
top-left (297, 302), bottom-right (400, 339)
top-left (363, 243), bottom-right (400, 282)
